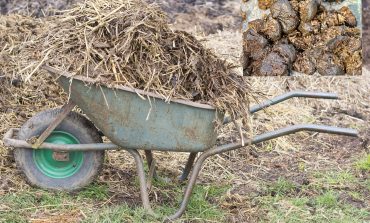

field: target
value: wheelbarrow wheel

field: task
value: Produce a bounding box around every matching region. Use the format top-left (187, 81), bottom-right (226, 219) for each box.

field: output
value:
top-left (14, 108), bottom-right (105, 191)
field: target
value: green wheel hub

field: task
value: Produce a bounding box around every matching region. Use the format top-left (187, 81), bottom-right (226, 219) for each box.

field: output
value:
top-left (33, 131), bottom-right (84, 179)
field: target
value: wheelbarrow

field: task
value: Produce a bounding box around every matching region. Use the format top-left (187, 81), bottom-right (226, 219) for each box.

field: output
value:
top-left (3, 66), bottom-right (358, 220)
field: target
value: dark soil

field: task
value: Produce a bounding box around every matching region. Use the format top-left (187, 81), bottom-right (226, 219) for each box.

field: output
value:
top-left (149, 0), bottom-right (241, 34)
top-left (0, 0), bottom-right (80, 17)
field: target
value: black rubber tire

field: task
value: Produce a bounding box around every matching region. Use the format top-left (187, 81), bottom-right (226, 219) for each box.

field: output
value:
top-left (14, 108), bottom-right (105, 191)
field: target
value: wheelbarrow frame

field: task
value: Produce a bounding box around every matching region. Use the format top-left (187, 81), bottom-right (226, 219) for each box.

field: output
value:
top-left (2, 66), bottom-right (359, 221)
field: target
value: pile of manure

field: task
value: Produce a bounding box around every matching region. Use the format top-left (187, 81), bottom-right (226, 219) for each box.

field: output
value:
top-left (243, 0), bottom-right (362, 76)
top-left (0, 15), bottom-right (65, 148)
top-left (2, 0), bottom-right (251, 125)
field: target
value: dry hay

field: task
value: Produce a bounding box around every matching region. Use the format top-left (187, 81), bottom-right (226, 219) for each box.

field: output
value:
top-left (0, 15), bottom-right (46, 78)
top-left (20, 0), bottom-right (250, 122)
top-left (243, 0), bottom-right (362, 76)
top-left (0, 14), bottom-right (64, 116)
top-left (0, 15), bottom-right (66, 194)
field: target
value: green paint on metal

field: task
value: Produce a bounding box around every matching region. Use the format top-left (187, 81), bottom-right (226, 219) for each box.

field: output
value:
top-left (33, 131), bottom-right (83, 178)
top-left (58, 76), bottom-right (224, 152)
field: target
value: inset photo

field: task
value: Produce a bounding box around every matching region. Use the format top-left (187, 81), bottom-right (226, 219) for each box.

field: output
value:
top-left (241, 0), bottom-right (362, 76)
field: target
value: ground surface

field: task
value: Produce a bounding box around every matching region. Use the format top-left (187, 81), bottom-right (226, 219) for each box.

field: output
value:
top-left (0, 0), bottom-right (369, 222)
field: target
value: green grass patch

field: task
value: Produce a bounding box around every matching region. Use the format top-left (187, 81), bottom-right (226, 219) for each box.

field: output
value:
top-left (0, 190), bottom-right (74, 223)
top-left (311, 171), bottom-right (357, 190)
top-left (83, 184), bottom-right (229, 222)
top-left (268, 177), bottom-right (296, 196)
top-left (256, 170), bottom-right (370, 223)
top-left (0, 212), bottom-right (28, 223)
top-left (315, 191), bottom-right (339, 208)
top-left (355, 154), bottom-right (370, 171)
top-left (182, 185), bottom-right (228, 220)
top-left (0, 182), bottom-right (228, 223)
top-left (83, 205), bottom-right (150, 223)
top-left (77, 183), bottom-right (109, 200)
top-left (256, 193), bottom-right (369, 223)
top-left (291, 197), bottom-right (309, 207)
top-left (365, 179), bottom-right (370, 190)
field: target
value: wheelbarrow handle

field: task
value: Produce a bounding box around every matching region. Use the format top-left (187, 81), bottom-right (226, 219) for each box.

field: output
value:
top-left (251, 124), bottom-right (358, 144)
top-left (223, 91), bottom-right (339, 124)
top-left (165, 123), bottom-right (358, 220)
top-left (249, 91), bottom-right (339, 113)
top-left (211, 124), bottom-right (358, 156)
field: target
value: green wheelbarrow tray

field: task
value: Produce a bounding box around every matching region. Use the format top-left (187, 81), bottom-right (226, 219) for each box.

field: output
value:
top-left (56, 68), bottom-right (223, 153)
top-left (3, 66), bottom-right (359, 221)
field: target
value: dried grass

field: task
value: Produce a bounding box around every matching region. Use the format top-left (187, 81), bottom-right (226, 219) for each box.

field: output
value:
top-left (0, 14), bottom-right (66, 193)
top-left (12, 0), bottom-right (250, 123)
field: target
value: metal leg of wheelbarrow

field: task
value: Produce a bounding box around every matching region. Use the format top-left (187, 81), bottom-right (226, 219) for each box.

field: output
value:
top-left (127, 149), bottom-right (155, 216)
top-left (179, 152), bottom-right (197, 182)
top-left (144, 150), bottom-right (158, 180)
top-left (166, 142), bottom-right (244, 221)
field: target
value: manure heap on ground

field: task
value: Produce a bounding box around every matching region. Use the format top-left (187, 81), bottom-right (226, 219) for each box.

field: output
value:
top-left (0, 14), bottom-right (66, 146)
top-left (1, 0), bottom-right (250, 125)
top-left (243, 0), bottom-right (362, 76)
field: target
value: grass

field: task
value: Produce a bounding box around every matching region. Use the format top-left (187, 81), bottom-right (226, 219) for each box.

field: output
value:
top-left (356, 154), bottom-right (370, 171)
top-left (0, 181), bottom-right (229, 223)
top-left (3, 160), bottom-right (367, 222)
top-left (311, 170), bottom-right (358, 190)
top-left (257, 191), bottom-right (369, 223)
top-left (0, 190), bottom-right (75, 222)
top-left (267, 177), bottom-right (297, 197)
top-left (0, 156), bottom-right (367, 222)
top-left (254, 161), bottom-right (370, 223)
top-left (83, 205), bottom-right (150, 223)
top-left (77, 183), bottom-right (109, 201)
top-left (315, 191), bottom-right (339, 208)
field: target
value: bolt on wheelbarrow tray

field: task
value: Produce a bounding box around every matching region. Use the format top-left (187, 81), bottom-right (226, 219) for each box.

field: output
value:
top-left (2, 65), bottom-right (359, 221)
